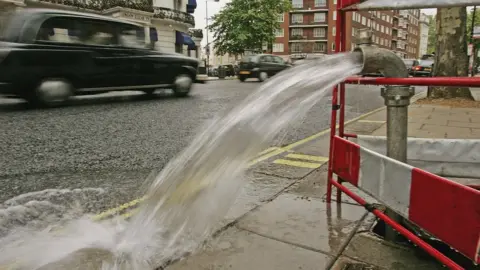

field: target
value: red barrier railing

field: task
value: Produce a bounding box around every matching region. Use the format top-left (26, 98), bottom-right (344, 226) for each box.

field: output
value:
top-left (326, 1), bottom-right (480, 269)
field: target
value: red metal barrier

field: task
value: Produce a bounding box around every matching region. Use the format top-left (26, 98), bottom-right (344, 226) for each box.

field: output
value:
top-left (345, 76), bottom-right (480, 87)
top-left (326, 1), bottom-right (480, 269)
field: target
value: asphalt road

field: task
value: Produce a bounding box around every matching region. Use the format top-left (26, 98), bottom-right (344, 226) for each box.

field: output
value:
top-left (0, 79), bottom-right (426, 216)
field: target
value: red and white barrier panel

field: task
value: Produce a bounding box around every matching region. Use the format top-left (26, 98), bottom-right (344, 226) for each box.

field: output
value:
top-left (331, 136), bottom-right (480, 264)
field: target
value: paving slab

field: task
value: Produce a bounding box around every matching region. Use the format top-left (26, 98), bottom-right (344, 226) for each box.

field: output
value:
top-left (345, 121), bottom-right (385, 135)
top-left (237, 193), bottom-right (368, 256)
top-left (167, 227), bottom-right (332, 270)
top-left (331, 256), bottom-right (386, 270)
top-left (343, 233), bottom-right (445, 270)
top-left (221, 172), bottom-right (298, 226)
top-left (449, 120), bottom-right (480, 129)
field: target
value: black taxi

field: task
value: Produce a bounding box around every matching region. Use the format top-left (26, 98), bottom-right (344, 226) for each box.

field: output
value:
top-left (237, 54), bottom-right (291, 82)
top-left (0, 9), bottom-right (200, 107)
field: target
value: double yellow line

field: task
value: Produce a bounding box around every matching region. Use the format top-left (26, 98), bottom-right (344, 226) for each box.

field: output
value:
top-left (92, 104), bottom-right (388, 221)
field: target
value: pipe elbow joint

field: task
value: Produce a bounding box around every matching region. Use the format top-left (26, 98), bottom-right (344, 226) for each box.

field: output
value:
top-left (353, 45), bottom-right (409, 78)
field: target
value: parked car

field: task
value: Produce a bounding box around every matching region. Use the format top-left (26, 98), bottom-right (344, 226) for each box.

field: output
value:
top-left (221, 64), bottom-right (236, 77)
top-left (403, 59), bottom-right (419, 75)
top-left (237, 54), bottom-right (291, 82)
top-left (411, 59), bottom-right (434, 77)
top-left (0, 9), bottom-right (200, 107)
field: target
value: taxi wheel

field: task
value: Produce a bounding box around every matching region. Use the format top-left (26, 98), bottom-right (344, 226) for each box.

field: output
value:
top-left (173, 73), bottom-right (193, 97)
top-left (258, 72), bottom-right (268, 82)
top-left (30, 78), bottom-right (74, 107)
top-left (239, 76), bottom-right (246, 82)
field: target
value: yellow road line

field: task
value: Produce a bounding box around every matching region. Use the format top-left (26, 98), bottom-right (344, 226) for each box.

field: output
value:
top-left (257, 147), bottom-right (280, 156)
top-left (273, 159), bottom-right (324, 169)
top-left (285, 153), bottom-right (329, 163)
top-left (93, 105), bottom-right (387, 221)
top-left (92, 197), bottom-right (146, 221)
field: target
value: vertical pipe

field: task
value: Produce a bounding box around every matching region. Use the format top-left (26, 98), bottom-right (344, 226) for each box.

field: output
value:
top-left (381, 86), bottom-right (414, 242)
top-left (386, 106), bottom-right (408, 161)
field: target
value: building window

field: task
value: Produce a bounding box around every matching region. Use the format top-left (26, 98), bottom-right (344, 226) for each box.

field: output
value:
top-left (332, 26), bottom-right (336, 37)
top-left (173, 0), bottom-right (181, 10)
top-left (313, 28), bottom-right (326, 37)
top-left (278, 13), bottom-right (284, 22)
top-left (333, 0), bottom-right (337, 4)
top-left (332, 43), bottom-right (336, 52)
top-left (292, 14), bottom-right (303, 24)
top-left (314, 13), bottom-right (326, 22)
top-left (361, 16), bottom-right (366, 25)
top-left (292, 0), bottom-right (303, 8)
top-left (276, 28), bottom-right (284, 37)
top-left (273, 43), bottom-right (284, 53)
top-left (381, 25), bottom-right (385, 33)
top-left (333, 11), bottom-right (337, 21)
top-left (291, 43), bottom-right (303, 53)
top-left (291, 28), bottom-right (303, 36)
top-left (313, 42), bottom-right (326, 52)
top-left (314, 0), bottom-right (326, 7)
top-left (352, 28), bottom-right (356, 37)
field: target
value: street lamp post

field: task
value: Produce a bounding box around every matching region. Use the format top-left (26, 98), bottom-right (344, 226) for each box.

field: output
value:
top-left (205, 0), bottom-right (219, 76)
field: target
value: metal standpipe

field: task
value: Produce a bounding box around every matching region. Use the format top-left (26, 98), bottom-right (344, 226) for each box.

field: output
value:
top-left (353, 28), bottom-right (415, 242)
top-left (382, 86), bottom-right (415, 162)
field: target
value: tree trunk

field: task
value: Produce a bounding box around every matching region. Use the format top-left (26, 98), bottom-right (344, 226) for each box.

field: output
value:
top-left (428, 7), bottom-right (473, 99)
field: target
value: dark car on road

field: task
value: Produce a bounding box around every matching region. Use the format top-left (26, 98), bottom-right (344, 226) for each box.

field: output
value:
top-left (403, 59), bottom-right (419, 75)
top-left (0, 9), bottom-right (200, 107)
top-left (237, 54), bottom-right (291, 82)
top-left (411, 59), bottom-right (434, 77)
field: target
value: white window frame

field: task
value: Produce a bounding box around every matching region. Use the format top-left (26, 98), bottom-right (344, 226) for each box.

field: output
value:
top-left (314, 13), bottom-right (326, 22)
top-left (275, 28), bottom-right (284, 37)
top-left (278, 13), bottom-right (284, 22)
top-left (273, 43), bottom-right (284, 53)
top-left (292, 14), bottom-right (303, 24)
top-left (291, 28), bottom-right (303, 36)
top-left (314, 0), bottom-right (326, 7)
top-left (313, 28), bottom-right (326, 38)
top-left (292, 0), bottom-right (303, 8)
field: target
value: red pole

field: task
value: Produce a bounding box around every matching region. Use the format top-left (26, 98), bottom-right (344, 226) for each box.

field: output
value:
top-left (330, 180), bottom-right (464, 270)
top-left (336, 7), bottom-right (348, 203)
top-left (345, 76), bottom-right (480, 87)
top-left (327, 1), bottom-right (345, 203)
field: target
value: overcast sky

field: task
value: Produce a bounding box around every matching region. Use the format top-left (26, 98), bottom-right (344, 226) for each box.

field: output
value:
top-left (193, 2), bottom-right (438, 47)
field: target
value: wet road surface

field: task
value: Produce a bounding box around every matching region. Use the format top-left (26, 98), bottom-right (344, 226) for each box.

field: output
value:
top-left (0, 80), bottom-right (426, 212)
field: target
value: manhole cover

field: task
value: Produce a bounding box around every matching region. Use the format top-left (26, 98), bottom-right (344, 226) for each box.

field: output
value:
top-left (342, 263), bottom-right (381, 270)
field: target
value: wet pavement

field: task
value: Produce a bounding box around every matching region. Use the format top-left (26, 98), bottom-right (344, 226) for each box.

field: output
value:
top-left (0, 81), bottom-right (412, 212)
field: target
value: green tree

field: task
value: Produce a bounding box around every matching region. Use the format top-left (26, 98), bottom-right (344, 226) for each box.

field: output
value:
top-left (426, 15), bottom-right (436, 54)
top-left (428, 7), bottom-right (472, 99)
top-left (207, 0), bottom-right (291, 56)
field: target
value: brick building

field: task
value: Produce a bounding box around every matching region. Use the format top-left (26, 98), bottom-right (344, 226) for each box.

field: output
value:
top-left (273, 0), bottom-right (421, 60)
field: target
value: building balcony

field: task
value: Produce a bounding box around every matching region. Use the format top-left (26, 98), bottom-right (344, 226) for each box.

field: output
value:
top-left (36, 0), bottom-right (153, 13)
top-left (290, 20), bottom-right (328, 27)
top-left (290, 5), bottom-right (328, 12)
top-left (289, 35), bottom-right (327, 42)
top-left (31, 0), bottom-right (195, 27)
top-left (189, 29), bottom-right (203, 40)
top-left (153, 7), bottom-right (195, 27)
